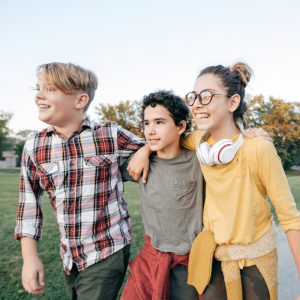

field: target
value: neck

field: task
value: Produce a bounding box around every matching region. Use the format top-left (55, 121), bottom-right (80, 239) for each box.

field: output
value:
top-left (54, 117), bottom-right (85, 138)
top-left (156, 143), bottom-right (182, 159)
top-left (210, 120), bottom-right (241, 142)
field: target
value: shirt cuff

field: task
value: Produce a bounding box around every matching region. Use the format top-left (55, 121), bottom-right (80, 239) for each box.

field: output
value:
top-left (14, 226), bottom-right (42, 241)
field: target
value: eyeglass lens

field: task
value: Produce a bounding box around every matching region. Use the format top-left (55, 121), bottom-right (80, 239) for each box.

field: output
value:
top-left (186, 91), bottom-right (213, 105)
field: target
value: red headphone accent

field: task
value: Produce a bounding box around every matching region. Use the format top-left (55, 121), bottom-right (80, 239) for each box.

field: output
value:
top-left (218, 144), bottom-right (231, 163)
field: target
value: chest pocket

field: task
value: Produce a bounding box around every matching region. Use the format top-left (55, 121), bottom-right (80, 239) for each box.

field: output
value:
top-left (37, 161), bottom-right (63, 189)
top-left (83, 155), bottom-right (117, 185)
top-left (84, 155), bottom-right (114, 167)
top-left (172, 179), bottom-right (195, 208)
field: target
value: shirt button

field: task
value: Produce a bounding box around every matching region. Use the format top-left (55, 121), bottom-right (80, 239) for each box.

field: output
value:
top-left (70, 162), bottom-right (74, 167)
top-left (70, 187), bottom-right (74, 191)
top-left (70, 230), bottom-right (73, 234)
top-left (69, 209), bottom-right (72, 213)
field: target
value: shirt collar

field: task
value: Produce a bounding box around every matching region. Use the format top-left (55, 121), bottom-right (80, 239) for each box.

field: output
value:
top-left (46, 118), bottom-right (94, 136)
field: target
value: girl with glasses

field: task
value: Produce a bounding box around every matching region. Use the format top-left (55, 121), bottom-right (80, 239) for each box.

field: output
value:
top-left (126, 62), bottom-right (300, 300)
top-left (180, 62), bottom-right (300, 300)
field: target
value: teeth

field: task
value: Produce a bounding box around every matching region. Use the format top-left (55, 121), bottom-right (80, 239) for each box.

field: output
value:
top-left (39, 105), bottom-right (50, 108)
top-left (196, 113), bottom-right (210, 119)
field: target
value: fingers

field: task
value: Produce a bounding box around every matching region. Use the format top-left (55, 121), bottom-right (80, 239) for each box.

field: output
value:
top-left (23, 281), bottom-right (45, 294)
top-left (39, 269), bottom-right (46, 288)
top-left (248, 127), bottom-right (257, 132)
top-left (142, 167), bottom-right (149, 184)
top-left (127, 165), bottom-right (143, 181)
top-left (133, 170), bottom-right (141, 181)
top-left (29, 278), bottom-right (46, 294)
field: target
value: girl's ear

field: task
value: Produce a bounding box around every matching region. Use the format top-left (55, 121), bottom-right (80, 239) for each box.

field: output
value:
top-left (229, 94), bottom-right (241, 113)
top-left (178, 121), bottom-right (187, 135)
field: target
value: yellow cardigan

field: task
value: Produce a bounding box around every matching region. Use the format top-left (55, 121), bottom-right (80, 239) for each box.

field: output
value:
top-left (181, 131), bottom-right (300, 266)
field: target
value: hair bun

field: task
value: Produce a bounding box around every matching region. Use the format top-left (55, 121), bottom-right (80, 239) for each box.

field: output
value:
top-left (230, 62), bottom-right (253, 87)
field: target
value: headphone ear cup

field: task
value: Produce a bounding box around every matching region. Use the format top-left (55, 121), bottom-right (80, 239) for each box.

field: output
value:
top-left (197, 142), bottom-right (214, 166)
top-left (210, 139), bottom-right (234, 164)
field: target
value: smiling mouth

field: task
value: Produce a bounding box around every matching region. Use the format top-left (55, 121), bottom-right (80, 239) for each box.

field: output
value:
top-left (196, 113), bottom-right (210, 121)
top-left (148, 139), bottom-right (160, 143)
top-left (38, 104), bottom-right (51, 110)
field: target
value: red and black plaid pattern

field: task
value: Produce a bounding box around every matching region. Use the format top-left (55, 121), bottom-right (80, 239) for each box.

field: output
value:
top-left (15, 118), bottom-right (145, 274)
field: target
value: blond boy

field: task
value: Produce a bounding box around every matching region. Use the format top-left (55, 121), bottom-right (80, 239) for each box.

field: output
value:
top-left (15, 63), bottom-right (146, 299)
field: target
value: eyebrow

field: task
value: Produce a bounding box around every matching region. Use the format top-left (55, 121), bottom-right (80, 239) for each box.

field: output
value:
top-left (144, 117), bottom-right (167, 122)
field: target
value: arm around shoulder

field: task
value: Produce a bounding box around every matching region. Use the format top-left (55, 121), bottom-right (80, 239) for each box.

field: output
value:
top-left (180, 131), bottom-right (204, 151)
top-left (120, 154), bottom-right (139, 183)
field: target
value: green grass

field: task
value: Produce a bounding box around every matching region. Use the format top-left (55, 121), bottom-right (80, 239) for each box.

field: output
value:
top-left (0, 168), bottom-right (299, 299)
top-left (0, 170), bottom-right (143, 300)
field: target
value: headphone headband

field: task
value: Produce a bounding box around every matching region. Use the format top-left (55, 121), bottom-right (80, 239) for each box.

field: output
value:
top-left (196, 123), bottom-right (245, 166)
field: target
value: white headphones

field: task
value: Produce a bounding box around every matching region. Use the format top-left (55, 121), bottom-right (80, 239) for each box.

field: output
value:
top-left (196, 123), bottom-right (245, 166)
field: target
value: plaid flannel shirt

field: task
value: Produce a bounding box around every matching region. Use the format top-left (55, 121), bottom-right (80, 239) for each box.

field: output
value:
top-left (15, 118), bottom-right (145, 274)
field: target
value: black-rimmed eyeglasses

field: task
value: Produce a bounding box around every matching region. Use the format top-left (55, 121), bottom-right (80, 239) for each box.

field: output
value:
top-left (185, 91), bottom-right (230, 106)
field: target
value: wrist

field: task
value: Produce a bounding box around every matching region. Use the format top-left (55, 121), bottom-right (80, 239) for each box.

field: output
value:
top-left (21, 237), bottom-right (39, 261)
top-left (143, 144), bottom-right (153, 156)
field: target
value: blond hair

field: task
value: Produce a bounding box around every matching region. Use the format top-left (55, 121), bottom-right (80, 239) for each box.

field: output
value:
top-left (37, 62), bottom-right (98, 112)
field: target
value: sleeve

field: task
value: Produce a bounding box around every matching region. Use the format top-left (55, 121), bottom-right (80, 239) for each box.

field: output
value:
top-left (119, 154), bottom-right (138, 183)
top-left (180, 131), bottom-right (204, 151)
top-left (117, 125), bottom-right (147, 158)
top-left (256, 138), bottom-right (300, 232)
top-left (14, 143), bottom-right (44, 241)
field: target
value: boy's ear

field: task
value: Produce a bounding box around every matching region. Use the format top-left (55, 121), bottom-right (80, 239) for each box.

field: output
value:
top-left (178, 121), bottom-right (187, 135)
top-left (229, 94), bottom-right (241, 113)
top-left (75, 93), bottom-right (89, 110)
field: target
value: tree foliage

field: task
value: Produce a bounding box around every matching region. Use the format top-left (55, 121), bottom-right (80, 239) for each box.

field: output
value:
top-left (0, 111), bottom-right (13, 160)
top-left (246, 95), bottom-right (300, 169)
top-left (94, 100), bottom-right (143, 137)
top-left (14, 130), bottom-right (37, 163)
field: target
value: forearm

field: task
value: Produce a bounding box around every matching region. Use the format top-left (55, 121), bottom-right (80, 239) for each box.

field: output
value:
top-left (286, 229), bottom-right (300, 280)
top-left (127, 144), bottom-right (153, 182)
top-left (21, 237), bottom-right (39, 260)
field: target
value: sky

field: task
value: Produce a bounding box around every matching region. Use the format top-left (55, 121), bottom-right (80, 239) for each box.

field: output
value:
top-left (0, 0), bottom-right (300, 134)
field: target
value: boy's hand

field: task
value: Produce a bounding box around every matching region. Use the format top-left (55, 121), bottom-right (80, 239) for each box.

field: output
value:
top-left (21, 237), bottom-right (46, 294)
top-left (246, 128), bottom-right (273, 143)
top-left (22, 256), bottom-right (46, 294)
top-left (127, 145), bottom-right (153, 183)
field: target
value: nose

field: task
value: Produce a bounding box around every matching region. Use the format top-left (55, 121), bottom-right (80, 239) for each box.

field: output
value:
top-left (35, 89), bottom-right (46, 102)
top-left (193, 95), bottom-right (203, 108)
top-left (145, 123), bottom-right (156, 136)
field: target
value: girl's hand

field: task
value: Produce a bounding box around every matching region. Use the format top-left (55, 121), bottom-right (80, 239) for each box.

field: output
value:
top-left (246, 128), bottom-right (273, 143)
top-left (127, 145), bottom-right (153, 183)
top-left (296, 294), bottom-right (300, 300)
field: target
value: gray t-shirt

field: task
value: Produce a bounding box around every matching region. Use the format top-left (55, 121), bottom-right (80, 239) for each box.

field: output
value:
top-left (121, 148), bottom-right (203, 255)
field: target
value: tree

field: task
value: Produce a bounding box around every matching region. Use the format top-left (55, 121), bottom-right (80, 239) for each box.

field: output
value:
top-left (246, 95), bottom-right (300, 169)
top-left (14, 130), bottom-right (36, 163)
top-left (94, 100), bottom-right (143, 137)
top-left (0, 111), bottom-right (13, 160)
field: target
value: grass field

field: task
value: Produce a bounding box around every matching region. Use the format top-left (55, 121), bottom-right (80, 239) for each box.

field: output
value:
top-left (0, 168), bottom-right (299, 300)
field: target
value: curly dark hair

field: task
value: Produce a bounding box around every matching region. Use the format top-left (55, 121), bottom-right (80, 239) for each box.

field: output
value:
top-left (140, 90), bottom-right (191, 136)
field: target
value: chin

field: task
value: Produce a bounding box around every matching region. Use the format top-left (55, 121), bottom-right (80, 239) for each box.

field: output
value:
top-left (196, 120), bottom-right (212, 132)
top-left (149, 145), bottom-right (162, 152)
top-left (38, 114), bottom-right (54, 126)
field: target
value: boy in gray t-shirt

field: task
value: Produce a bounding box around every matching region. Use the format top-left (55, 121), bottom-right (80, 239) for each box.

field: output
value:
top-left (120, 91), bottom-right (202, 300)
